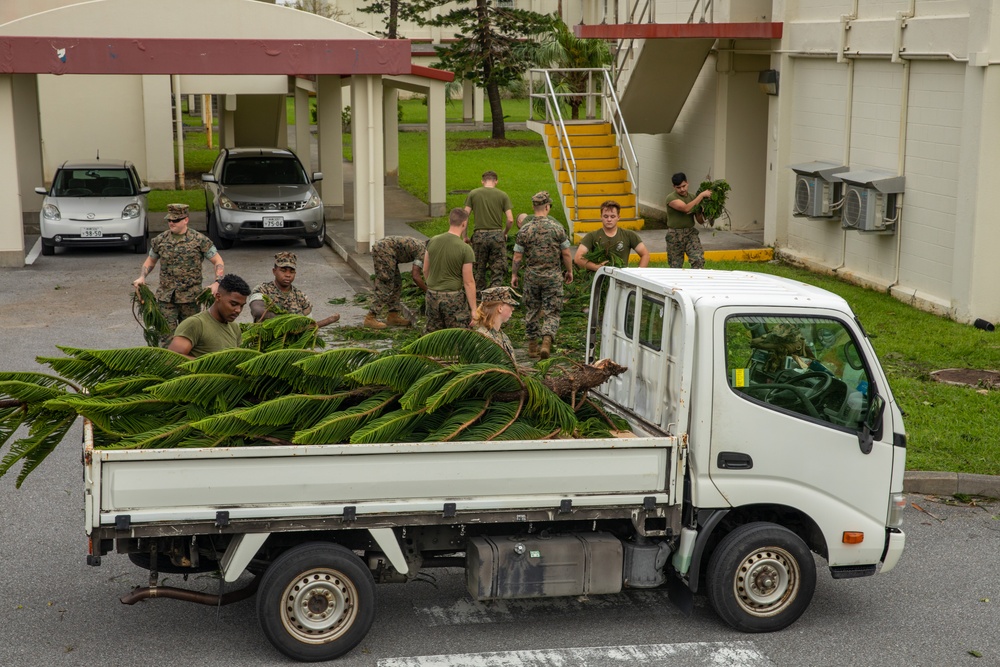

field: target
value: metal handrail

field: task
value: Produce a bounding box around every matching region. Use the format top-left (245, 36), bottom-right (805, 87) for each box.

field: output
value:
top-left (529, 69), bottom-right (579, 231)
top-left (599, 68), bottom-right (639, 213)
top-left (612, 0), bottom-right (651, 90)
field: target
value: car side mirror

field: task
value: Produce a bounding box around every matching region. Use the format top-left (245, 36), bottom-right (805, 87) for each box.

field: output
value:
top-left (312, 172), bottom-right (323, 182)
top-left (139, 186), bottom-right (151, 194)
top-left (35, 186), bottom-right (48, 195)
top-left (857, 394), bottom-right (885, 455)
top-left (201, 174), bottom-right (217, 183)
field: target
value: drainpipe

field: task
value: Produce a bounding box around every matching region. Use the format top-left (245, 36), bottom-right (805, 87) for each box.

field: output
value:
top-left (367, 76), bottom-right (377, 252)
top-left (833, 58), bottom-right (855, 273)
top-left (173, 75), bottom-right (185, 189)
top-left (887, 0), bottom-right (914, 293)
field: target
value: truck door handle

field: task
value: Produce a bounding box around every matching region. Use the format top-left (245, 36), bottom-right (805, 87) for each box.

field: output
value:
top-left (717, 452), bottom-right (753, 470)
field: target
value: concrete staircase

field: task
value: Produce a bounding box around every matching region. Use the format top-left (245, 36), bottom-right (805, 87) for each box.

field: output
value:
top-left (542, 122), bottom-right (643, 242)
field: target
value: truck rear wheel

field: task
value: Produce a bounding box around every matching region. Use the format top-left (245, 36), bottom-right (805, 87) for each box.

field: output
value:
top-left (257, 542), bottom-right (376, 662)
top-left (706, 522), bottom-right (816, 633)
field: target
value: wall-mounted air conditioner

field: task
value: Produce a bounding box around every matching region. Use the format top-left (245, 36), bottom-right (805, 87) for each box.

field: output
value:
top-left (790, 161), bottom-right (848, 218)
top-left (838, 169), bottom-right (905, 234)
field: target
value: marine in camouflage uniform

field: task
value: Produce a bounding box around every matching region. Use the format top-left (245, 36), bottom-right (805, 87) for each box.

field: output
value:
top-left (464, 170), bottom-right (513, 291)
top-left (424, 209), bottom-right (477, 334)
top-left (511, 192), bottom-right (574, 358)
top-left (248, 251), bottom-right (312, 321)
top-left (134, 203), bottom-right (223, 339)
top-left (367, 236), bottom-right (426, 327)
top-left (664, 172), bottom-right (712, 269)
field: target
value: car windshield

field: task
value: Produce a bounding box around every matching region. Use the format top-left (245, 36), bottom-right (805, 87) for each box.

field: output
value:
top-left (221, 157), bottom-right (308, 186)
top-left (52, 169), bottom-right (136, 197)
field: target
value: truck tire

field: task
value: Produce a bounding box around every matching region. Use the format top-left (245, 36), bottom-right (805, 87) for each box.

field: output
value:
top-left (257, 542), bottom-right (376, 662)
top-left (706, 522), bottom-right (816, 633)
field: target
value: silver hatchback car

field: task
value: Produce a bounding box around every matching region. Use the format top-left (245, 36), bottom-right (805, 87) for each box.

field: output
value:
top-left (201, 148), bottom-right (325, 249)
top-left (35, 160), bottom-right (150, 256)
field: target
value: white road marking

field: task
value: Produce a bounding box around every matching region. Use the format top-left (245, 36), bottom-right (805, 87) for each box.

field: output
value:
top-left (24, 238), bottom-right (41, 265)
top-left (378, 641), bottom-right (776, 667)
top-left (414, 590), bottom-right (701, 626)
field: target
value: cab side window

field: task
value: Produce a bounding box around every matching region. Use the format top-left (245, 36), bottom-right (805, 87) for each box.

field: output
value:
top-left (725, 316), bottom-right (871, 430)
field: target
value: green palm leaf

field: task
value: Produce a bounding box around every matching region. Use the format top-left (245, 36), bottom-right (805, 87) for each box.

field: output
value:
top-left (0, 372), bottom-right (77, 390)
top-left (239, 349), bottom-right (317, 382)
top-left (132, 283), bottom-right (171, 347)
top-left (194, 393), bottom-right (348, 436)
top-left (402, 328), bottom-right (514, 367)
top-left (350, 407), bottom-right (427, 444)
top-left (109, 421), bottom-right (197, 450)
top-left (0, 381), bottom-right (69, 405)
top-left (181, 348), bottom-right (261, 375)
top-left (92, 375), bottom-right (164, 396)
top-left (0, 411), bottom-right (76, 487)
top-left (0, 406), bottom-right (28, 451)
top-left (424, 365), bottom-right (522, 413)
top-left (81, 347), bottom-right (188, 380)
top-left (523, 375), bottom-right (577, 434)
top-left (146, 373), bottom-right (252, 412)
top-left (399, 368), bottom-right (455, 410)
top-left (424, 399), bottom-right (489, 441)
top-left (346, 354), bottom-right (445, 392)
top-left (490, 420), bottom-right (553, 441)
top-left (455, 398), bottom-right (522, 441)
top-left (295, 348), bottom-right (378, 382)
top-left (36, 356), bottom-right (110, 388)
top-left (293, 390), bottom-right (397, 445)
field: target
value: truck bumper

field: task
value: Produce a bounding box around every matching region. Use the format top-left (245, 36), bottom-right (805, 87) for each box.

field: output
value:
top-left (880, 528), bottom-right (905, 573)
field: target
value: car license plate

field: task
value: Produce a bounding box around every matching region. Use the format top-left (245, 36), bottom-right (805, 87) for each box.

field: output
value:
top-left (81, 227), bottom-right (103, 238)
top-left (262, 216), bottom-right (284, 228)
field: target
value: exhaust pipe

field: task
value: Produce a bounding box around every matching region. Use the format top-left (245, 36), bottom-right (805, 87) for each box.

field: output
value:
top-left (120, 577), bottom-right (259, 606)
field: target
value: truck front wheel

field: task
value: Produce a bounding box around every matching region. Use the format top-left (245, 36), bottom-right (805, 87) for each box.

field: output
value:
top-left (706, 522), bottom-right (816, 633)
top-left (257, 542), bottom-right (376, 662)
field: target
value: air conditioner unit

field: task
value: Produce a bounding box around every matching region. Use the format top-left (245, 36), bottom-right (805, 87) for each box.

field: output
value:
top-left (789, 161), bottom-right (848, 218)
top-left (837, 169), bottom-right (905, 234)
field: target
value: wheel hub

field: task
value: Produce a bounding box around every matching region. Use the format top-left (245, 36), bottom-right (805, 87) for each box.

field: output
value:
top-left (280, 568), bottom-right (358, 644)
top-left (734, 548), bottom-right (797, 617)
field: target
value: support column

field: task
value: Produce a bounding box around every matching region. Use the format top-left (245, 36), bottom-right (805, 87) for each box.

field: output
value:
top-left (0, 75), bottom-right (25, 266)
top-left (383, 86), bottom-right (399, 185)
top-left (317, 75), bottom-right (344, 220)
top-left (474, 85), bottom-right (484, 124)
top-left (427, 80), bottom-right (447, 217)
top-left (463, 79), bottom-right (474, 121)
top-left (350, 75), bottom-right (385, 253)
top-left (294, 81), bottom-right (312, 173)
top-left (142, 74), bottom-right (175, 189)
top-left (221, 94), bottom-right (236, 149)
top-left (12, 74), bottom-right (43, 217)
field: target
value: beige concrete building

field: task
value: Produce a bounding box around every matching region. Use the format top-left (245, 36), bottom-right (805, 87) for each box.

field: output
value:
top-left (579, 0), bottom-right (1000, 324)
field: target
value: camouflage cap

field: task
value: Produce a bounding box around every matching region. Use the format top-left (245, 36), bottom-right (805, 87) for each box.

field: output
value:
top-left (164, 203), bottom-right (190, 222)
top-left (479, 286), bottom-right (520, 306)
top-left (531, 191), bottom-right (552, 206)
top-left (274, 251), bottom-right (297, 269)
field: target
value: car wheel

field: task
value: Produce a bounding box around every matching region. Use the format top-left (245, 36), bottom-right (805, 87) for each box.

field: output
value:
top-left (305, 224), bottom-right (325, 249)
top-left (133, 230), bottom-right (149, 254)
top-left (208, 213), bottom-right (234, 250)
top-left (706, 522), bottom-right (816, 633)
top-left (41, 240), bottom-right (54, 256)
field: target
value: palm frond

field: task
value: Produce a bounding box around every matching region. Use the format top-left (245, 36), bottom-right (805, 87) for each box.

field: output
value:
top-left (132, 284), bottom-right (171, 347)
top-left (239, 349), bottom-right (317, 381)
top-left (0, 372), bottom-right (78, 390)
top-left (424, 364), bottom-right (523, 413)
top-left (0, 406), bottom-right (27, 451)
top-left (194, 393), bottom-right (348, 435)
top-left (350, 407), bottom-right (427, 444)
top-left (0, 411), bottom-right (76, 487)
top-left (523, 375), bottom-right (577, 434)
top-left (109, 421), bottom-right (197, 450)
top-left (402, 328), bottom-right (515, 367)
top-left (146, 373), bottom-right (252, 412)
top-left (46, 394), bottom-right (173, 437)
top-left (489, 420), bottom-right (553, 441)
top-left (456, 397), bottom-right (522, 441)
top-left (36, 356), bottom-right (111, 387)
top-left (293, 390), bottom-right (397, 445)
top-left (399, 368), bottom-right (455, 410)
top-left (181, 348), bottom-right (261, 375)
top-left (424, 399), bottom-right (488, 442)
top-left (0, 381), bottom-right (70, 405)
top-left (80, 347), bottom-right (188, 380)
top-left (295, 348), bottom-right (378, 382)
top-left (92, 375), bottom-right (164, 396)
top-left (347, 354), bottom-right (444, 392)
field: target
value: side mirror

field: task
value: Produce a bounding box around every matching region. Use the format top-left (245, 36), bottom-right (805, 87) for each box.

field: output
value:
top-left (857, 394), bottom-right (885, 455)
top-left (312, 172), bottom-right (324, 182)
top-left (34, 186), bottom-right (48, 195)
top-left (843, 341), bottom-right (864, 370)
top-left (201, 174), bottom-right (217, 183)
top-left (139, 186), bottom-right (151, 194)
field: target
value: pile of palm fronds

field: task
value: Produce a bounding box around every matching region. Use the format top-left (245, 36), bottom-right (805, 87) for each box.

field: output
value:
top-left (695, 179), bottom-right (731, 222)
top-left (0, 319), bottom-right (628, 488)
top-left (131, 285), bottom-right (220, 347)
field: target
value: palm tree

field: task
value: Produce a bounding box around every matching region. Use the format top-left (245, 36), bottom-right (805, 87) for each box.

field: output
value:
top-left (536, 18), bottom-right (614, 120)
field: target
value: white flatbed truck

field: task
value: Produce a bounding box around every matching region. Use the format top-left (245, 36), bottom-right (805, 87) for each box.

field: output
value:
top-left (83, 268), bottom-right (907, 662)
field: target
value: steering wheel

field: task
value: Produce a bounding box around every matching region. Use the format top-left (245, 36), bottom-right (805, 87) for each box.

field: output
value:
top-left (774, 370), bottom-right (834, 400)
top-left (740, 383), bottom-right (822, 419)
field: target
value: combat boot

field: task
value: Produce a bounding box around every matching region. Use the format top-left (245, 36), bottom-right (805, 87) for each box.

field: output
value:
top-left (386, 311), bottom-right (412, 327)
top-left (528, 339), bottom-right (540, 359)
top-left (540, 336), bottom-right (553, 359)
top-left (364, 313), bottom-right (387, 329)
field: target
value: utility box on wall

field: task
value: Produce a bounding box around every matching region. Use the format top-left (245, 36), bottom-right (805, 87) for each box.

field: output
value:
top-left (790, 161), bottom-right (848, 218)
top-left (838, 169), bottom-right (905, 234)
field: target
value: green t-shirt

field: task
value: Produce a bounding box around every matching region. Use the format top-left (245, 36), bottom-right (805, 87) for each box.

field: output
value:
top-left (665, 192), bottom-right (697, 229)
top-left (425, 232), bottom-right (476, 291)
top-left (465, 186), bottom-right (512, 232)
top-left (172, 309), bottom-right (242, 357)
top-left (580, 228), bottom-right (643, 264)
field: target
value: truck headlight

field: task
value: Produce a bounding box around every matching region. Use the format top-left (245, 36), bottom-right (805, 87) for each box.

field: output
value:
top-left (887, 493), bottom-right (906, 529)
top-left (43, 204), bottom-right (61, 221)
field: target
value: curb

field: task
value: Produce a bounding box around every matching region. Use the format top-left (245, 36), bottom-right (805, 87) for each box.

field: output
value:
top-left (903, 471), bottom-right (1000, 498)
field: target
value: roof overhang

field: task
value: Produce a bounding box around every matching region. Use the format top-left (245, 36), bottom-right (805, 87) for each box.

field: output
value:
top-left (0, 36), bottom-right (412, 75)
top-left (574, 22), bottom-right (783, 40)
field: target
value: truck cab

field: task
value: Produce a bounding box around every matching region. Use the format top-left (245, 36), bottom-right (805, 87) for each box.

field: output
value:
top-left (587, 268), bottom-right (906, 630)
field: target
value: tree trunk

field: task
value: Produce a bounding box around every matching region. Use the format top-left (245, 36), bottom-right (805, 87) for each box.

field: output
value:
top-left (388, 0), bottom-right (398, 39)
top-left (486, 82), bottom-right (506, 140)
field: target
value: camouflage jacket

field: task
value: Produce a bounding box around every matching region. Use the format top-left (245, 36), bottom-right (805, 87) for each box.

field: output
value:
top-left (249, 281), bottom-right (312, 317)
top-left (150, 229), bottom-right (217, 303)
top-left (374, 236), bottom-right (426, 266)
top-left (514, 215), bottom-right (570, 280)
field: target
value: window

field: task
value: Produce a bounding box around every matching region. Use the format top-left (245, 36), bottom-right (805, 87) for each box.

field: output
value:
top-left (623, 292), bottom-right (665, 351)
top-left (724, 315), bottom-right (871, 429)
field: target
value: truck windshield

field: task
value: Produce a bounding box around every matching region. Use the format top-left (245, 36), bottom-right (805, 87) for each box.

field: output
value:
top-left (725, 316), bottom-right (871, 430)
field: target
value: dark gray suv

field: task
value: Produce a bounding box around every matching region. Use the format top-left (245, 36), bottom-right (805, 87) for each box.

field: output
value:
top-left (202, 148), bottom-right (325, 249)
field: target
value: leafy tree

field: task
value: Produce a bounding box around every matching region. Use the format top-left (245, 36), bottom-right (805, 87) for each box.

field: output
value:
top-left (535, 18), bottom-right (613, 120)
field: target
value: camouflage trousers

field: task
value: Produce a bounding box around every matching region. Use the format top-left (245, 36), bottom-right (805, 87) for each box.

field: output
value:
top-left (666, 227), bottom-right (705, 269)
top-left (425, 290), bottom-right (471, 334)
top-left (370, 246), bottom-right (405, 316)
top-left (159, 300), bottom-right (199, 345)
top-left (471, 230), bottom-right (507, 291)
top-left (523, 275), bottom-right (564, 339)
